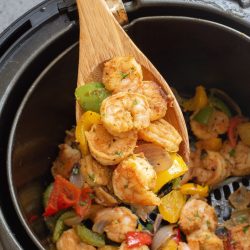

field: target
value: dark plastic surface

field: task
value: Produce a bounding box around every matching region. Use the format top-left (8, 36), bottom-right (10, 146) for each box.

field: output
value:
top-left (7, 15), bottom-right (250, 249)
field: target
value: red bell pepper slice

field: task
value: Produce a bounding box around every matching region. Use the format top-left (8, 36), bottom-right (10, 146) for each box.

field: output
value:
top-left (173, 227), bottom-right (181, 244)
top-left (75, 187), bottom-right (93, 218)
top-left (126, 232), bottom-right (152, 248)
top-left (44, 175), bottom-right (92, 218)
top-left (227, 116), bottom-right (245, 147)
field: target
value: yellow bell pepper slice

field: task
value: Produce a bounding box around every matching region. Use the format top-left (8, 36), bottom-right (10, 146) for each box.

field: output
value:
top-left (75, 111), bottom-right (101, 155)
top-left (159, 190), bottom-right (186, 223)
top-left (183, 85), bottom-right (208, 112)
top-left (180, 183), bottom-right (209, 197)
top-left (154, 154), bottom-right (188, 193)
top-left (161, 239), bottom-right (178, 250)
top-left (196, 137), bottom-right (222, 151)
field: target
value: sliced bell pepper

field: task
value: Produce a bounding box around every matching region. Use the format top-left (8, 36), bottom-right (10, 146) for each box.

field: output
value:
top-left (52, 210), bottom-right (77, 242)
top-left (44, 175), bottom-right (80, 217)
top-left (183, 86), bottom-right (208, 112)
top-left (126, 232), bottom-right (152, 248)
top-left (209, 96), bottom-right (232, 117)
top-left (161, 238), bottom-right (178, 250)
top-left (44, 175), bottom-right (93, 218)
top-left (193, 106), bottom-right (214, 125)
top-left (154, 154), bottom-right (188, 193)
top-left (43, 183), bottom-right (54, 208)
top-left (75, 224), bottom-right (105, 247)
top-left (75, 187), bottom-right (93, 218)
top-left (159, 190), bottom-right (186, 223)
top-left (227, 116), bottom-right (245, 147)
top-left (75, 111), bottom-right (101, 156)
top-left (195, 137), bottom-right (222, 151)
top-left (75, 82), bottom-right (111, 113)
top-left (180, 183), bottom-right (209, 197)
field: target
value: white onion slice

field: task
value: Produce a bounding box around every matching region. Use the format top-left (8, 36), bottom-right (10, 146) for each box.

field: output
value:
top-left (151, 225), bottom-right (175, 250)
top-left (134, 143), bottom-right (173, 172)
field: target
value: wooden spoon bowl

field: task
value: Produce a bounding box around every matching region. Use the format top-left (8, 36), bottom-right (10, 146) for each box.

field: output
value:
top-left (76, 0), bottom-right (189, 161)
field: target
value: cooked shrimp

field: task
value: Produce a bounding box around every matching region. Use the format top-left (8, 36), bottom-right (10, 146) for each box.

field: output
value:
top-left (85, 124), bottom-right (137, 165)
top-left (190, 111), bottom-right (229, 140)
top-left (233, 141), bottom-right (250, 176)
top-left (112, 155), bottom-right (160, 206)
top-left (56, 229), bottom-right (96, 250)
top-left (179, 199), bottom-right (218, 235)
top-left (138, 81), bottom-right (168, 121)
top-left (94, 186), bottom-right (119, 207)
top-left (187, 231), bottom-right (224, 250)
top-left (101, 92), bottom-right (150, 137)
top-left (220, 140), bottom-right (235, 168)
top-left (51, 143), bottom-right (81, 178)
top-left (186, 150), bottom-right (230, 186)
top-left (138, 119), bottom-right (182, 152)
top-left (190, 120), bottom-right (217, 140)
top-left (208, 110), bottom-right (229, 135)
top-left (93, 207), bottom-right (137, 243)
top-left (229, 223), bottom-right (250, 250)
top-left (201, 151), bottom-right (230, 185)
top-left (102, 56), bottom-right (143, 93)
top-left (119, 242), bottom-right (149, 250)
top-left (80, 155), bottom-right (112, 187)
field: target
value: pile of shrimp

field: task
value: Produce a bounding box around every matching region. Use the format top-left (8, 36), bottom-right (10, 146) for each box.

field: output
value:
top-left (46, 57), bottom-right (238, 250)
top-left (50, 56), bottom-right (186, 250)
top-left (182, 89), bottom-right (250, 187)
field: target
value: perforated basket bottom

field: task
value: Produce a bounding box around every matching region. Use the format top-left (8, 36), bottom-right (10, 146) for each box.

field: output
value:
top-left (209, 176), bottom-right (250, 223)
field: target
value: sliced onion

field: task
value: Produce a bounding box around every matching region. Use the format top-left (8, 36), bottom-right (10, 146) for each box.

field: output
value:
top-left (64, 215), bottom-right (83, 226)
top-left (69, 170), bottom-right (84, 188)
top-left (134, 143), bottom-right (173, 172)
top-left (92, 219), bottom-right (111, 234)
top-left (153, 214), bottom-right (163, 233)
top-left (224, 208), bottom-right (250, 229)
top-left (210, 88), bottom-right (242, 116)
top-left (151, 225), bottom-right (175, 250)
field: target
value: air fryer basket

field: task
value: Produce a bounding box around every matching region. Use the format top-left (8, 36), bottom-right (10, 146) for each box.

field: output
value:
top-left (1, 0), bottom-right (250, 249)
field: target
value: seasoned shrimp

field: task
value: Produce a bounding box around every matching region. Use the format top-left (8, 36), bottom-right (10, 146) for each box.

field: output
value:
top-left (80, 155), bottom-right (112, 187)
top-left (138, 119), bottom-right (182, 152)
top-left (208, 110), bottom-right (229, 135)
top-left (52, 143), bottom-right (81, 178)
top-left (190, 120), bottom-right (217, 140)
top-left (94, 186), bottom-right (119, 207)
top-left (102, 56), bottom-right (143, 93)
top-left (187, 231), bottom-right (223, 250)
top-left (56, 229), bottom-right (96, 250)
top-left (101, 92), bottom-right (150, 136)
top-left (220, 140), bottom-right (235, 168)
top-left (188, 150), bottom-right (230, 186)
top-left (85, 124), bottom-right (137, 165)
top-left (190, 111), bottom-right (229, 140)
top-left (138, 81), bottom-right (168, 121)
top-left (179, 199), bottom-right (218, 235)
top-left (112, 155), bottom-right (160, 206)
top-left (93, 207), bottom-right (137, 243)
top-left (233, 141), bottom-right (250, 176)
top-left (119, 242), bottom-right (149, 250)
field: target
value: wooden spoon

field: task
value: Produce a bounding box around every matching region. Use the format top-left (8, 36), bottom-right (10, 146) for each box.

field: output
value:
top-left (76, 0), bottom-right (190, 161)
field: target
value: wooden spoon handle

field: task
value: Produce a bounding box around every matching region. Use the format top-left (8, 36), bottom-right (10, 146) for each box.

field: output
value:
top-left (77, 0), bottom-right (128, 84)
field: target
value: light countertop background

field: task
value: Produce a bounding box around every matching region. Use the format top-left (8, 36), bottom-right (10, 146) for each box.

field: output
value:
top-left (0, 0), bottom-right (44, 34)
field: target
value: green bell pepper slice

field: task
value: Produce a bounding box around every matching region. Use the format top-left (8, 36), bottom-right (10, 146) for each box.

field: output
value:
top-left (52, 210), bottom-right (77, 242)
top-left (209, 96), bottom-right (232, 117)
top-left (75, 82), bottom-right (110, 113)
top-left (75, 224), bottom-right (105, 247)
top-left (193, 106), bottom-right (214, 125)
top-left (43, 183), bottom-right (54, 208)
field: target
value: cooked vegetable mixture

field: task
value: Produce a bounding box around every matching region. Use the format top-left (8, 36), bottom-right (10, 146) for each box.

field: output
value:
top-left (43, 56), bottom-right (250, 250)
